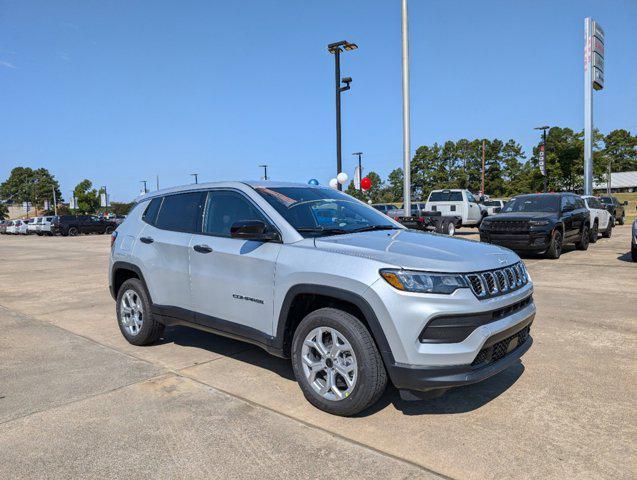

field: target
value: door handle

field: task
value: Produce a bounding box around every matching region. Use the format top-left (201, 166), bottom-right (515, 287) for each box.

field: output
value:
top-left (193, 244), bottom-right (213, 254)
top-left (140, 236), bottom-right (154, 244)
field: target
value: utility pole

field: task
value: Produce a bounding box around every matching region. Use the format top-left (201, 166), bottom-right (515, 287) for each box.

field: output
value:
top-left (140, 180), bottom-right (148, 195)
top-left (259, 164), bottom-right (268, 180)
top-left (328, 40), bottom-right (357, 191)
top-left (401, 0), bottom-right (411, 214)
top-left (52, 187), bottom-right (58, 215)
top-left (481, 140), bottom-right (486, 198)
top-left (190, 173), bottom-right (198, 184)
top-left (352, 152), bottom-right (363, 190)
top-left (156, 175), bottom-right (160, 191)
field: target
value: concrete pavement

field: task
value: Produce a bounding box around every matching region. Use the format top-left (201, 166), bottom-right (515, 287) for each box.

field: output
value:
top-left (0, 227), bottom-right (635, 479)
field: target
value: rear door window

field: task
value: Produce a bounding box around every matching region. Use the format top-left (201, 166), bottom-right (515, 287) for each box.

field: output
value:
top-left (155, 192), bottom-right (205, 233)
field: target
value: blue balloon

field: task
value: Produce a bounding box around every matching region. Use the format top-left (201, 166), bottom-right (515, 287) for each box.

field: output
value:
top-left (308, 179), bottom-right (319, 186)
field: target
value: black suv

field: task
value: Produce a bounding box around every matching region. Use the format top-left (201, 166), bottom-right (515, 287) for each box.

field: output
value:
top-left (52, 215), bottom-right (117, 236)
top-left (479, 193), bottom-right (590, 259)
top-left (599, 195), bottom-right (627, 225)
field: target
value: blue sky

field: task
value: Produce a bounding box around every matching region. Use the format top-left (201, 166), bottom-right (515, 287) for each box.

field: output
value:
top-left (1, 0), bottom-right (636, 201)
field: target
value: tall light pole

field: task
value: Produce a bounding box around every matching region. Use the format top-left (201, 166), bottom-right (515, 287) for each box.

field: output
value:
top-left (328, 40), bottom-right (357, 191)
top-left (156, 175), bottom-right (160, 190)
top-left (401, 0), bottom-right (411, 213)
top-left (259, 164), bottom-right (268, 180)
top-left (584, 18), bottom-right (604, 195)
top-left (535, 126), bottom-right (549, 192)
top-left (191, 173), bottom-right (198, 184)
top-left (352, 152), bottom-right (363, 190)
top-left (481, 140), bottom-right (486, 198)
top-left (140, 180), bottom-right (148, 195)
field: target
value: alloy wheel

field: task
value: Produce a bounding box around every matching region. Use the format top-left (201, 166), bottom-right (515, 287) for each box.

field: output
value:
top-left (120, 289), bottom-right (144, 336)
top-left (301, 327), bottom-right (358, 401)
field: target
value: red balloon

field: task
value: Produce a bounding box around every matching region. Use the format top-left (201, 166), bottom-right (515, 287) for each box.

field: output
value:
top-left (361, 177), bottom-right (372, 191)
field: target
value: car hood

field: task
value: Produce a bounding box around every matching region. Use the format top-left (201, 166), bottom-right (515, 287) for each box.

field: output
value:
top-left (313, 229), bottom-right (519, 273)
top-left (485, 212), bottom-right (556, 221)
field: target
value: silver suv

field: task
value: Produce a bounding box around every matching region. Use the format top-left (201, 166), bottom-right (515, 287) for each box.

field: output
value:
top-left (109, 182), bottom-right (535, 416)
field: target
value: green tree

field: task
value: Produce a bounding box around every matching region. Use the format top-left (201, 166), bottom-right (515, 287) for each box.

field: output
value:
top-left (0, 203), bottom-right (8, 220)
top-left (0, 167), bottom-right (62, 209)
top-left (603, 129), bottom-right (637, 174)
top-left (73, 179), bottom-right (100, 214)
top-left (109, 202), bottom-right (134, 216)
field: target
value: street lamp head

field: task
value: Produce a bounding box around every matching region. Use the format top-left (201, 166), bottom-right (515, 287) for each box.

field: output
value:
top-left (341, 76), bottom-right (352, 85)
top-left (328, 40), bottom-right (357, 54)
top-left (352, 152), bottom-right (363, 156)
top-left (534, 125), bottom-right (550, 131)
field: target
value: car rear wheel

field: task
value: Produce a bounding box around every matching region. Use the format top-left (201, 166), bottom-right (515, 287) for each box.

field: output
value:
top-left (104, 226), bottom-right (114, 234)
top-left (618, 214), bottom-right (625, 225)
top-left (68, 227), bottom-right (79, 236)
top-left (589, 221), bottom-right (598, 243)
top-left (576, 225), bottom-right (590, 250)
top-left (116, 278), bottom-right (164, 346)
top-left (545, 229), bottom-right (563, 259)
top-left (291, 308), bottom-right (387, 416)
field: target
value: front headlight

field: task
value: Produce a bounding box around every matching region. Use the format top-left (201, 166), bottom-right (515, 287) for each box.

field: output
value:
top-left (529, 219), bottom-right (550, 226)
top-left (380, 269), bottom-right (468, 294)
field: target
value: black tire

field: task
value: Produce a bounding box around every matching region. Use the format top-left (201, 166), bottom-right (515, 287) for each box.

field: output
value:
top-left (116, 278), bottom-right (164, 346)
top-left (104, 226), bottom-right (114, 235)
top-left (589, 221), bottom-right (599, 243)
top-left (575, 225), bottom-right (590, 251)
top-left (632, 246), bottom-right (637, 262)
top-left (445, 219), bottom-right (456, 236)
top-left (618, 213), bottom-right (625, 226)
top-left (602, 218), bottom-right (614, 238)
top-left (68, 227), bottom-right (79, 236)
top-left (545, 229), bottom-right (563, 259)
top-left (291, 307), bottom-right (387, 416)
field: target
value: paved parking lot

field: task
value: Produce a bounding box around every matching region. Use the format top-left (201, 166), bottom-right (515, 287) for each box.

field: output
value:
top-left (0, 228), bottom-right (635, 479)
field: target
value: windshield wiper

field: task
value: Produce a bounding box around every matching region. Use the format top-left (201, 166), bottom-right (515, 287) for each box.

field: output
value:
top-left (348, 225), bottom-right (398, 233)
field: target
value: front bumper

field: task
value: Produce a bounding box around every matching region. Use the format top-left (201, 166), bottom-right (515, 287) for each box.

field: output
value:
top-left (387, 316), bottom-right (533, 391)
top-left (480, 230), bottom-right (550, 251)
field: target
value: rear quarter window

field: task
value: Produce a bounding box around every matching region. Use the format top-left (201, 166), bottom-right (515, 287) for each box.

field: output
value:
top-left (142, 197), bottom-right (162, 225)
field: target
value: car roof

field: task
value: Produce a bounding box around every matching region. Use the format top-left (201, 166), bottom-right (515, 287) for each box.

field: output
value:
top-left (136, 181), bottom-right (332, 202)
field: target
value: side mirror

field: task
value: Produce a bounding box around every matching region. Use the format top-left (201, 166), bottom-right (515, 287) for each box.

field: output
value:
top-left (494, 207), bottom-right (502, 213)
top-left (562, 205), bottom-right (574, 213)
top-left (230, 220), bottom-right (280, 242)
top-left (623, 201), bottom-right (629, 206)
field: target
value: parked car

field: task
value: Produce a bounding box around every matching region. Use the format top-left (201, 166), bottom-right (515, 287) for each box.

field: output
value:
top-left (39, 216), bottom-right (55, 236)
top-left (52, 215), bottom-right (117, 236)
top-left (27, 217), bottom-right (41, 235)
top-left (424, 189), bottom-right (487, 227)
top-left (480, 193), bottom-right (590, 259)
top-left (599, 195), bottom-right (627, 225)
top-left (7, 219), bottom-right (28, 235)
top-left (481, 199), bottom-right (506, 216)
top-left (1, 220), bottom-right (12, 234)
top-left (630, 220), bottom-right (637, 262)
top-left (371, 203), bottom-right (398, 215)
top-left (582, 195), bottom-right (613, 241)
top-left (109, 181), bottom-right (535, 416)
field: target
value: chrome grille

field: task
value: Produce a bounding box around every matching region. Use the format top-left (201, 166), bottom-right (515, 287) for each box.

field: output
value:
top-left (464, 262), bottom-right (529, 299)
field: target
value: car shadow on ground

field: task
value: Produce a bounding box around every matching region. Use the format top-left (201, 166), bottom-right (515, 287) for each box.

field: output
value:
top-left (617, 251), bottom-right (634, 262)
top-left (158, 326), bottom-right (524, 415)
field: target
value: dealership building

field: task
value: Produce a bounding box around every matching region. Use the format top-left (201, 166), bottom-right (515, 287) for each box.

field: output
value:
top-left (593, 171), bottom-right (637, 193)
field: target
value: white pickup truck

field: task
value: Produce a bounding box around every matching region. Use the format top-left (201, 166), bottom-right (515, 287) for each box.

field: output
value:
top-left (424, 189), bottom-right (486, 227)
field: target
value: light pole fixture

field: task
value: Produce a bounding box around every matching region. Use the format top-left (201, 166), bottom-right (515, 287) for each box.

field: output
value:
top-left (534, 126), bottom-right (550, 193)
top-left (191, 173), bottom-right (199, 184)
top-left (352, 152), bottom-right (363, 190)
top-left (259, 164), bottom-right (268, 180)
top-left (328, 40), bottom-right (358, 190)
top-left (140, 180), bottom-right (148, 195)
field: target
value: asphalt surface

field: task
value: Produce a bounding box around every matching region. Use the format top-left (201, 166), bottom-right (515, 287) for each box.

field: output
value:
top-left (0, 227), bottom-right (635, 479)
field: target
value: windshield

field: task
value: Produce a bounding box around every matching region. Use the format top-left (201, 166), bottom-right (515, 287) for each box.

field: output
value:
top-left (254, 186), bottom-right (399, 237)
top-left (502, 195), bottom-right (559, 213)
top-left (483, 200), bottom-right (502, 207)
top-left (599, 196), bottom-right (613, 204)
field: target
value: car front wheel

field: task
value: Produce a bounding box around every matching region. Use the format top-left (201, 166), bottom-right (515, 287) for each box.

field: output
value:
top-left (291, 308), bottom-right (387, 416)
top-left (545, 229), bottom-right (563, 259)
